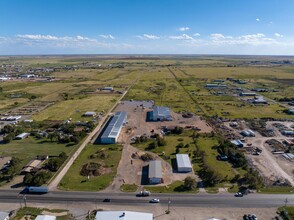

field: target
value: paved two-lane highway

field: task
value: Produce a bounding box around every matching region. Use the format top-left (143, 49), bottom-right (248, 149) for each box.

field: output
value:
top-left (1, 190), bottom-right (293, 208)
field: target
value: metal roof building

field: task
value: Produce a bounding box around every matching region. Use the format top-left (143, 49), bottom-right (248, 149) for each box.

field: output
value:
top-left (94, 211), bottom-right (153, 220)
top-left (0, 211), bottom-right (9, 220)
top-left (151, 106), bottom-right (172, 121)
top-left (176, 154), bottom-right (192, 173)
top-left (148, 160), bottom-right (163, 184)
top-left (83, 111), bottom-right (96, 117)
top-left (100, 111), bottom-right (127, 144)
top-left (231, 140), bottom-right (244, 147)
top-left (35, 215), bottom-right (56, 220)
top-left (15, 132), bottom-right (30, 140)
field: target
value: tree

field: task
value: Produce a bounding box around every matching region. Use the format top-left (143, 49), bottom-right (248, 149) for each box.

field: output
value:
top-left (184, 176), bottom-right (196, 190)
top-left (70, 135), bottom-right (80, 144)
top-left (2, 124), bottom-right (15, 134)
top-left (47, 132), bottom-right (55, 142)
top-left (30, 95), bottom-right (37, 100)
top-left (46, 158), bottom-right (63, 172)
top-left (31, 171), bottom-right (52, 186)
top-left (148, 141), bottom-right (158, 150)
top-left (157, 137), bottom-right (167, 146)
top-left (59, 152), bottom-right (67, 159)
top-left (3, 133), bottom-right (15, 143)
top-left (23, 173), bottom-right (33, 185)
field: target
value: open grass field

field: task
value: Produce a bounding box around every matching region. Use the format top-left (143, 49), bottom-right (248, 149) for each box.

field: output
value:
top-left (196, 136), bottom-right (238, 181)
top-left (0, 136), bottom-right (78, 169)
top-left (179, 66), bottom-right (294, 79)
top-left (124, 78), bottom-right (199, 113)
top-left (134, 130), bottom-right (196, 164)
top-left (144, 180), bottom-right (199, 193)
top-left (59, 144), bottom-right (122, 191)
top-left (32, 94), bottom-right (119, 121)
top-left (120, 183), bottom-right (138, 192)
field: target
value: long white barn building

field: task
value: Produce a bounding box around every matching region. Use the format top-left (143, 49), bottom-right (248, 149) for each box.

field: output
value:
top-left (100, 111), bottom-right (127, 144)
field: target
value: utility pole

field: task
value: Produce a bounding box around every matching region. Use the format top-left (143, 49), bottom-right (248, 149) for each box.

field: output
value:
top-left (23, 195), bottom-right (27, 208)
top-left (166, 198), bottom-right (171, 214)
top-left (19, 196), bottom-right (22, 208)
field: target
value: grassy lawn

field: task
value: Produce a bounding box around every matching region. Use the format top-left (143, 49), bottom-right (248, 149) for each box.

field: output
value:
top-left (205, 187), bottom-right (219, 194)
top-left (197, 136), bottom-right (238, 181)
top-left (120, 184), bottom-right (138, 192)
top-left (227, 184), bottom-right (239, 193)
top-left (0, 136), bottom-right (77, 169)
top-left (134, 130), bottom-right (196, 165)
top-left (124, 78), bottom-right (199, 113)
top-left (13, 207), bottom-right (71, 220)
top-left (59, 144), bottom-right (122, 191)
top-left (144, 180), bottom-right (198, 193)
top-left (32, 94), bottom-right (119, 121)
top-left (278, 206), bottom-right (294, 220)
top-left (259, 187), bottom-right (294, 194)
top-left (181, 66), bottom-right (294, 79)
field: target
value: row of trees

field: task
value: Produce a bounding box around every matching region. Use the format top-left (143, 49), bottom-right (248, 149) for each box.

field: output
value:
top-left (147, 134), bottom-right (167, 150)
top-left (1, 124), bottom-right (25, 143)
top-left (23, 152), bottom-right (67, 186)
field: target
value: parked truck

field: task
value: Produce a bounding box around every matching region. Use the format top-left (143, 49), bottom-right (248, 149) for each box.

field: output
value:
top-left (24, 186), bottom-right (49, 194)
top-left (136, 190), bottom-right (150, 197)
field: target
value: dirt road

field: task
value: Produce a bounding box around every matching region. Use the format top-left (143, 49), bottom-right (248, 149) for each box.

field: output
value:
top-left (48, 89), bottom-right (129, 190)
top-left (250, 137), bottom-right (294, 186)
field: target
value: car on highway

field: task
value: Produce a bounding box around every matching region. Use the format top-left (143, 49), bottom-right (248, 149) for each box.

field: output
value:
top-left (234, 192), bottom-right (243, 197)
top-left (149, 198), bottom-right (160, 203)
top-left (103, 198), bottom-right (111, 202)
top-left (243, 215), bottom-right (249, 220)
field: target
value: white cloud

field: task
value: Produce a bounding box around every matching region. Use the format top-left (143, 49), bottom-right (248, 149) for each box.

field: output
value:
top-left (169, 34), bottom-right (194, 40)
top-left (179, 27), bottom-right (190, 32)
top-left (17, 34), bottom-right (59, 40)
top-left (136, 34), bottom-right (160, 40)
top-left (274, 33), bottom-right (284, 38)
top-left (194, 33), bottom-right (200, 37)
top-left (99, 34), bottom-right (115, 39)
top-left (256, 18), bottom-right (260, 22)
top-left (210, 33), bottom-right (233, 41)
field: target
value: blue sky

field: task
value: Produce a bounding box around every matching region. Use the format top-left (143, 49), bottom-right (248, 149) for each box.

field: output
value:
top-left (1, 0), bottom-right (294, 55)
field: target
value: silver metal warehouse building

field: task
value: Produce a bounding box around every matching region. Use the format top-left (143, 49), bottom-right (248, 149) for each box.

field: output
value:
top-left (148, 160), bottom-right (163, 184)
top-left (151, 106), bottom-right (172, 121)
top-left (176, 154), bottom-right (192, 173)
top-left (100, 111), bottom-right (127, 144)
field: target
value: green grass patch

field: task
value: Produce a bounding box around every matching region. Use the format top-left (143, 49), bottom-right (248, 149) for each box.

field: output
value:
top-left (59, 144), bottom-right (122, 191)
top-left (197, 136), bottom-right (238, 181)
top-left (0, 137), bottom-right (77, 171)
top-left (13, 207), bottom-right (70, 220)
top-left (227, 184), bottom-right (239, 193)
top-left (134, 130), bottom-right (196, 165)
top-left (120, 184), bottom-right (138, 192)
top-left (205, 187), bottom-right (219, 194)
top-left (32, 94), bottom-right (119, 121)
top-left (278, 206), bottom-right (294, 220)
top-left (144, 181), bottom-right (198, 193)
top-left (259, 187), bottom-right (294, 194)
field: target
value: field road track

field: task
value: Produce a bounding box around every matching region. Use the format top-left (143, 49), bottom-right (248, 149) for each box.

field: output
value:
top-left (48, 88), bottom-right (130, 190)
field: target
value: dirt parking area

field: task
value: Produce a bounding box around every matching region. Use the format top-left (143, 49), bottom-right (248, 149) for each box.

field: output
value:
top-left (116, 101), bottom-right (213, 145)
top-left (221, 120), bottom-right (294, 186)
top-left (106, 101), bottom-right (205, 192)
